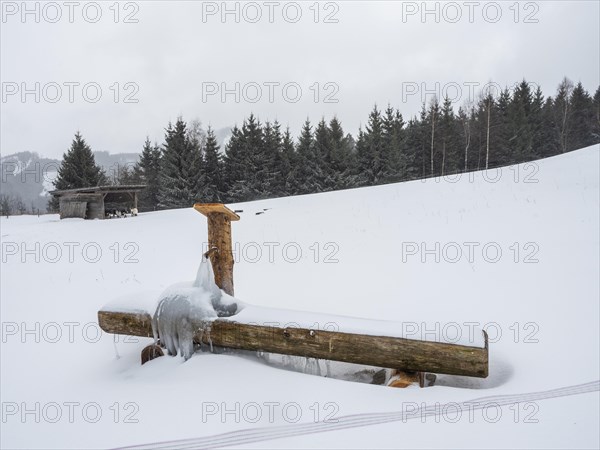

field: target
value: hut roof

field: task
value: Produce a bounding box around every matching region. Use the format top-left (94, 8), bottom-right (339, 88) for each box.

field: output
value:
top-left (50, 185), bottom-right (146, 196)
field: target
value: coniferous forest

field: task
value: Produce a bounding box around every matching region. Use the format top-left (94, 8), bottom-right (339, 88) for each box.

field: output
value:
top-left (51, 78), bottom-right (600, 212)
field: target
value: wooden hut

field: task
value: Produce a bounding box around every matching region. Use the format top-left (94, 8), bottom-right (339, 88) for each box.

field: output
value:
top-left (49, 185), bottom-right (146, 220)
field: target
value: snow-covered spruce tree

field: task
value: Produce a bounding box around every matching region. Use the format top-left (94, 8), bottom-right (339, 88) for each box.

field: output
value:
top-left (48, 132), bottom-right (106, 212)
top-left (357, 105), bottom-right (386, 185)
top-left (279, 127), bottom-right (298, 196)
top-left (202, 127), bottom-right (225, 202)
top-left (158, 118), bottom-right (203, 209)
top-left (313, 118), bottom-right (332, 191)
top-left (224, 114), bottom-right (265, 202)
top-left (262, 121), bottom-right (286, 197)
top-left (508, 80), bottom-right (535, 163)
top-left (242, 114), bottom-right (266, 200)
top-left (568, 82), bottom-right (595, 151)
top-left (223, 125), bottom-right (243, 202)
top-left (293, 119), bottom-right (323, 194)
top-left (382, 106), bottom-right (406, 183)
top-left (438, 97), bottom-right (461, 176)
top-left (593, 86), bottom-right (600, 143)
top-left (529, 86), bottom-right (546, 161)
top-left (135, 138), bottom-right (162, 210)
top-left (327, 116), bottom-right (355, 190)
top-left (491, 89), bottom-right (513, 167)
top-left (354, 127), bottom-right (368, 186)
top-left (539, 96), bottom-right (559, 158)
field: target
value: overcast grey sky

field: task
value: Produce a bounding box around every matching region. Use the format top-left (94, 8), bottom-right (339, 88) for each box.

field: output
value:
top-left (1, 0), bottom-right (599, 159)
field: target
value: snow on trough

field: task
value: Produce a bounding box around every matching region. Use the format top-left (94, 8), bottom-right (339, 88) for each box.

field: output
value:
top-left (1, 145), bottom-right (598, 449)
top-left (103, 293), bottom-right (486, 348)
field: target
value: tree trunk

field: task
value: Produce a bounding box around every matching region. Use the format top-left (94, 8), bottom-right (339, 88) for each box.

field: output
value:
top-left (430, 112), bottom-right (436, 176)
top-left (486, 101), bottom-right (491, 169)
top-left (463, 120), bottom-right (470, 172)
top-left (442, 141), bottom-right (446, 176)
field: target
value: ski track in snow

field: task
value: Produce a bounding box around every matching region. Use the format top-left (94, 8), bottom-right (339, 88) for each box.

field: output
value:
top-left (118, 380), bottom-right (599, 450)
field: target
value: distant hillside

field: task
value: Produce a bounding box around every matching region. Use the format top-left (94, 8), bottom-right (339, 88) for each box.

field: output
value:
top-left (0, 151), bottom-right (141, 212)
top-left (213, 127), bottom-right (233, 151)
top-left (92, 151), bottom-right (142, 183)
top-left (0, 126), bottom-right (234, 212)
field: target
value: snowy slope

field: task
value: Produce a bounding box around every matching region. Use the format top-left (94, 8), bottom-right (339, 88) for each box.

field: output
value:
top-left (1, 145), bottom-right (598, 449)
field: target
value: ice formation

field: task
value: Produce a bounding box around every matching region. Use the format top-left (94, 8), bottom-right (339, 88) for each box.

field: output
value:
top-left (152, 255), bottom-right (239, 360)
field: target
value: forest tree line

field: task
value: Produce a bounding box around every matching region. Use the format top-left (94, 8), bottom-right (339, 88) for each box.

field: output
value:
top-left (48, 77), bottom-right (600, 212)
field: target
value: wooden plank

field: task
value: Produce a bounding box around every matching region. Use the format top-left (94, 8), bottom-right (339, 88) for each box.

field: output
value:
top-left (87, 197), bottom-right (105, 220)
top-left (50, 185), bottom-right (146, 195)
top-left (193, 203), bottom-right (240, 221)
top-left (64, 193), bottom-right (103, 202)
top-left (59, 200), bottom-right (87, 219)
top-left (98, 310), bottom-right (488, 378)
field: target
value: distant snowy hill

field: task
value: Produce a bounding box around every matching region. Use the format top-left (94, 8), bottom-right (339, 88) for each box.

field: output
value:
top-left (0, 151), bottom-right (140, 211)
top-left (214, 126), bottom-right (233, 151)
top-left (1, 145), bottom-right (598, 449)
top-left (90, 151), bottom-right (141, 174)
top-left (0, 129), bottom-right (234, 211)
top-left (0, 151), bottom-right (59, 210)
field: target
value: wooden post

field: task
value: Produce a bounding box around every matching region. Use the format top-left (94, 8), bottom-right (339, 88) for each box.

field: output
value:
top-left (193, 203), bottom-right (240, 296)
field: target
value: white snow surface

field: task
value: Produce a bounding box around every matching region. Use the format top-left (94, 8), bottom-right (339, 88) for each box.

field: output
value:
top-left (1, 145), bottom-right (599, 449)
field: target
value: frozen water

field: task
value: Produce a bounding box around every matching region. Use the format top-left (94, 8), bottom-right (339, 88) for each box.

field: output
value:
top-left (152, 255), bottom-right (239, 360)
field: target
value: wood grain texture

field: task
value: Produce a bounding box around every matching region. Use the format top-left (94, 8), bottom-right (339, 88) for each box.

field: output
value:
top-left (193, 203), bottom-right (240, 221)
top-left (98, 310), bottom-right (488, 377)
top-left (193, 203), bottom-right (238, 296)
top-left (206, 213), bottom-right (235, 296)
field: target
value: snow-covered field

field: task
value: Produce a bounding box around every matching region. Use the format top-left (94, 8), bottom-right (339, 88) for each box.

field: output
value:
top-left (1, 145), bottom-right (599, 449)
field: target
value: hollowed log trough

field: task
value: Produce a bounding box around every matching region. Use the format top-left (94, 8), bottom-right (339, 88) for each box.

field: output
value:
top-left (98, 308), bottom-right (488, 377)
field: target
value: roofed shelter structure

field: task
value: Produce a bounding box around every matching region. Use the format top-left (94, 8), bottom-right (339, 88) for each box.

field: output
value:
top-left (49, 185), bottom-right (146, 220)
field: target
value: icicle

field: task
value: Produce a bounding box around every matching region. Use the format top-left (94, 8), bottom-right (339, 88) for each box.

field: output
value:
top-left (205, 324), bottom-right (213, 353)
top-left (194, 321), bottom-right (214, 353)
top-left (112, 337), bottom-right (121, 360)
top-left (303, 357), bottom-right (322, 376)
top-left (151, 255), bottom-right (240, 361)
top-left (282, 354), bottom-right (292, 368)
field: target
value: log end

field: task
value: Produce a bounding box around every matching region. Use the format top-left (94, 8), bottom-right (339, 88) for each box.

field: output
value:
top-left (141, 344), bottom-right (164, 365)
top-left (387, 370), bottom-right (421, 388)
